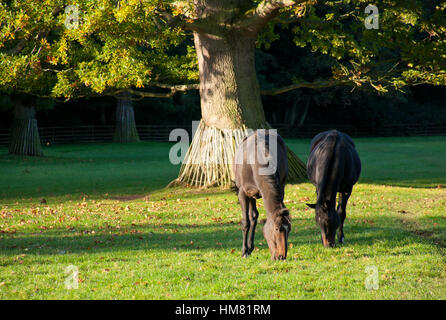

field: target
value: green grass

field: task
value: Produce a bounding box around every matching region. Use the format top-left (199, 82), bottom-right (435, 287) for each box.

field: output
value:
top-left (0, 142), bottom-right (180, 201)
top-left (0, 137), bottom-right (445, 299)
top-left (287, 135), bottom-right (446, 188)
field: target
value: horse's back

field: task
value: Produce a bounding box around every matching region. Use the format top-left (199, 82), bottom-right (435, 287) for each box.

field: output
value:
top-left (307, 130), bottom-right (361, 190)
top-left (336, 132), bottom-right (361, 190)
top-left (310, 130), bottom-right (355, 152)
top-left (233, 130), bottom-right (288, 196)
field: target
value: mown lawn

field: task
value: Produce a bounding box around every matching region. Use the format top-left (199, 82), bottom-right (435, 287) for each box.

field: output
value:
top-left (0, 137), bottom-right (445, 299)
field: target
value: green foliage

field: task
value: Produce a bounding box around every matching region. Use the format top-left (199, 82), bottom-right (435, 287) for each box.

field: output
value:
top-left (0, 0), bottom-right (444, 100)
top-left (0, 0), bottom-right (198, 100)
top-left (288, 0), bottom-right (446, 91)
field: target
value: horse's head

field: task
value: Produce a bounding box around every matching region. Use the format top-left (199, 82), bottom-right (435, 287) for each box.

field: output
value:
top-left (263, 208), bottom-right (291, 260)
top-left (307, 201), bottom-right (340, 248)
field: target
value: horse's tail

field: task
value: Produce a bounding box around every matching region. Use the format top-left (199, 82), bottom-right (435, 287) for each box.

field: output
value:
top-left (316, 133), bottom-right (338, 205)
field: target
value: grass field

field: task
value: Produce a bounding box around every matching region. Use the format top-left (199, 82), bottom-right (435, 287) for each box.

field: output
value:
top-left (0, 136), bottom-right (445, 299)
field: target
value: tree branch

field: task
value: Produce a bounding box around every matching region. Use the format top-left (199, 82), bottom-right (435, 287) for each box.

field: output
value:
top-left (121, 79), bottom-right (355, 99)
top-left (16, 82), bottom-right (200, 102)
top-left (116, 83), bottom-right (200, 99)
top-left (260, 79), bottom-right (353, 95)
top-left (125, 79), bottom-right (355, 99)
top-left (242, 0), bottom-right (309, 35)
top-left (151, 82), bottom-right (200, 91)
top-left (153, 8), bottom-right (206, 33)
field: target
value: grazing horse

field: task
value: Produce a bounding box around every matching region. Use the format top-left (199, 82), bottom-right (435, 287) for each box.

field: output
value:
top-left (306, 130), bottom-right (361, 247)
top-left (233, 130), bottom-right (291, 260)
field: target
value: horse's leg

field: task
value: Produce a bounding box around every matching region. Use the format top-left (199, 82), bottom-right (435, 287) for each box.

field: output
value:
top-left (337, 189), bottom-right (352, 244)
top-left (247, 198), bottom-right (259, 254)
top-left (239, 190), bottom-right (251, 257)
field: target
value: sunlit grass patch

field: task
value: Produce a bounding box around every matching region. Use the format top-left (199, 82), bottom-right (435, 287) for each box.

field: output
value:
top-left (0, 137), bottom-right (445, 299)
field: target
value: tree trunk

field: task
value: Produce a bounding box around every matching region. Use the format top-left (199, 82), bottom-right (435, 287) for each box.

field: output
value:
top-left (8, 102), bottom-right (43, 156)
top-left (173, 30), bottom-right (306, 187)
top-left (113, 91), bottom-right (140, 143)
top-left (195, 32), bottom-right (266, 130)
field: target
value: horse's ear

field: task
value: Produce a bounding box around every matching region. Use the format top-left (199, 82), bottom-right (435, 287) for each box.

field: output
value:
top-left (306, 203), bottom-right (316, 209)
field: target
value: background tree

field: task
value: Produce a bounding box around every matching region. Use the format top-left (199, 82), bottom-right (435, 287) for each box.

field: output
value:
top-left (0, 1), bottom-right (196, 153)
top-left (6, 95), bottom-right (56, 156)
top-left (50, 2), bottom-right (198, 143)
top-left (113, 91), bottom-right (140, 143)
top-left (0, 4), bottom-right (62, 155)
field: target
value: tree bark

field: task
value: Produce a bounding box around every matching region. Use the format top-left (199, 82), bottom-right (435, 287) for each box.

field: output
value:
top-left (113, 91), bottom-right (140, 143)
top-left (195, 32), bottom-right (266, 130)
top-left (173, 29), bottom-right (306, 187)
top-left (8, 102), bottom-right (43, 156)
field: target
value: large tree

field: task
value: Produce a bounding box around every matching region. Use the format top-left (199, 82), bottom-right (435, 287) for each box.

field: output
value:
top-left (153, 0), bottom-right (446, 187)
top-left (1, 0), bottom-right (445, 186)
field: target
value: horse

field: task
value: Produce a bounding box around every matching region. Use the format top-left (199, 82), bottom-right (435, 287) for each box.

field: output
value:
top-left (306, 130), bottom-right (361, 247)
top-left (233, 130), bottom-right (291, 260)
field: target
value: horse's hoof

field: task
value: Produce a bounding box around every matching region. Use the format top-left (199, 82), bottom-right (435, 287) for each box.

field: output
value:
top-left (339, 237), bottom-right (344, 244)
top-left (242, 253), bottom-right (250, 258)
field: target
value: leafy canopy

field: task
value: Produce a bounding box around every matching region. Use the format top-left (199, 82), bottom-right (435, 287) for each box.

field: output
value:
top-left (0, 0), bottom-right (198, 100)
top-left (0, 0), bottom-right (444, 100)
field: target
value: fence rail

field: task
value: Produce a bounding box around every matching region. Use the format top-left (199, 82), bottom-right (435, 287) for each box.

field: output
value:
top-left (0, 123), bottom-right (445, 147)
top-left (272, 123), bottom-right (446, 139)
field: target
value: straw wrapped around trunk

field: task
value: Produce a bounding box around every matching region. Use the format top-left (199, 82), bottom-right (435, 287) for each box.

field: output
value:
top-left (169, 120), bottom-right (307, 188)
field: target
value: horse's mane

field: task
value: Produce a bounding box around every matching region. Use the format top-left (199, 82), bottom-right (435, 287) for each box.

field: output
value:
top-left (314, 132), bottom-right (338, 205)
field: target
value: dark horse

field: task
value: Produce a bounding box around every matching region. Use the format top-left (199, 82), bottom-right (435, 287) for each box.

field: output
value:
top-left (233, 130), bottom-right (291, 260)
top-left (306, 130), bottom-right (361, 247)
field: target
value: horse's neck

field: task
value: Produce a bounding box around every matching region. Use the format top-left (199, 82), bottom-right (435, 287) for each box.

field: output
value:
top-left (317, 182), bottom-right (338, 207)
top-left (316, 160), bottom-right (340, 208)
top-left (261, 183), bottom-right (284, 216)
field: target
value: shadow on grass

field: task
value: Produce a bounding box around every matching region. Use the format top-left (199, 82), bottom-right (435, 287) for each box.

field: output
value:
top-left (0, 218), bottom-right (432, 258)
